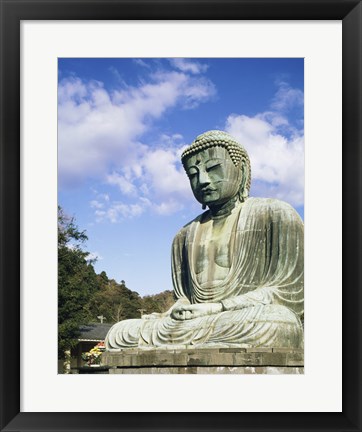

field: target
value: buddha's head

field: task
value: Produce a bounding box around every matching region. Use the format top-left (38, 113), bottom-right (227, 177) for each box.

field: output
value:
top-left (181, 130), bottom-right (251, 208)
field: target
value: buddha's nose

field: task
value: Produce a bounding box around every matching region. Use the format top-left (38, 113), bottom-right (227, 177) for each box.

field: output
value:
top-left (198, 169), bottom-right (210, 186)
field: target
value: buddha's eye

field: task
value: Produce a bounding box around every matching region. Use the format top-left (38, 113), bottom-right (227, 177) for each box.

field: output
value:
top-left (187, 168), bottom-right (198, 179)
top-left (206, 163), bottom-right (221, 172)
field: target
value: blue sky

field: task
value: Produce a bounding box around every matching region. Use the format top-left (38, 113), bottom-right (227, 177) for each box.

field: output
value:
top-left (58, 58), bottom-right (304, 296)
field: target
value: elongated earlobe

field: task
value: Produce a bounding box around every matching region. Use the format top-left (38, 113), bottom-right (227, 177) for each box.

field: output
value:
top-left (239, 159), bottom-right (249, 202)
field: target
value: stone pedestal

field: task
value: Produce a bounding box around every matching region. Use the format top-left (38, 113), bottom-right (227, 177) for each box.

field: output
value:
top-left (102, 347), bottom-right (303, 374)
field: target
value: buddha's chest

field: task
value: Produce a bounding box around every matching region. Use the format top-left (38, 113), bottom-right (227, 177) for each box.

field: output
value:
top-left (192, 213), bottom-right (238, 285)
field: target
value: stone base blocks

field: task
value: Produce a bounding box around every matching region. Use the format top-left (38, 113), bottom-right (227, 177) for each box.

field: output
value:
top-left (102, 347), bottom-right (304, 374)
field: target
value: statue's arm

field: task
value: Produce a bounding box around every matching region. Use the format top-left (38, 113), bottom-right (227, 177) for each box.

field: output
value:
top-left (171, 301), bottom-right (223, 320)
top-left (220, 287), bottom-right (274, 311)
top-left (221, 199), bottom-right (304, 314)
top-left (164, 297), bottom-right (191, 315)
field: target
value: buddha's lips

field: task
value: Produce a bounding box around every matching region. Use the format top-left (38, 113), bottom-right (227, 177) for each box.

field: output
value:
top-left (201, 188), bottom-right (216, 193)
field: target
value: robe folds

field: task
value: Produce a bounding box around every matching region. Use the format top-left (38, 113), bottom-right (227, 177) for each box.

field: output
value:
top-left (105, 198), bottom-right (304, 350)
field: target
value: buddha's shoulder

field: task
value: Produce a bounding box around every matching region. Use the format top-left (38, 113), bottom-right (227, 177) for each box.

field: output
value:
top-left (246, 197), bottom-right (295, 211)
top-left (173, 211), bottom-right (209, 242)
top-left (244, 197), bottom-right (302, 222)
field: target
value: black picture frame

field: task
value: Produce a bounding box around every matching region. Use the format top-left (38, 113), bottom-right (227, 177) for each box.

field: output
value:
top-left (1, 1), bottom-right (361, 431)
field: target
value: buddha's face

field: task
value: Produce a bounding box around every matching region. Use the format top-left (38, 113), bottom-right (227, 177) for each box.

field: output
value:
top-left (184, 146), bottom-right (242, 207)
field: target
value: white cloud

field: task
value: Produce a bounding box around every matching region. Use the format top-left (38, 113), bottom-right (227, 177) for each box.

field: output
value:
top-left (223, 80), bottom-right (304, 207)
top-left (153, 199), bottom-right (185, 215)
top-left (58, 77), bottom-right (87, 105)
top-left (59, 66), bottom-right (303, 220)
top-left (96, 202), bottom-right (146, 223)
top-left (139, 183), bottom-right (150, 195)
top-left (58, 71), bottom-right (215, 188)
top-left (141, 148), bottom-right (190, 198)
top-left (90, 200), bottom-right (104, 209)
top-left (225, 112), bottom-right (304, 206)
top-left (106, 172), bottom-right (138, 196)
top-left (108, 66), bottom-right (128, 87)
top-left (169, 58), bottom-right (208, 74)
top-left (110, 203), bottom-right (145, 219)
top-left (271, 81), bottom-right (304, 112)
top-left (159, 133), bottom-right (183, 145)
top-left (94, 210), bottom-right (106, 222)
top-left (59, 66), bottom-right (216, 222)
top-left (133, 59), bottom-right (151, 69)
top-left (88, 143), bottom-right (195, 222)
top-left (92, 145), bottom-right (193, 222)
top-left (90, 191), bottom-right (150, 223)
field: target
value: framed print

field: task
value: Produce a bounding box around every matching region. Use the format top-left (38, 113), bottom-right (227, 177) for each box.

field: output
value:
top-left (1, 0), bottom-right (361, 431)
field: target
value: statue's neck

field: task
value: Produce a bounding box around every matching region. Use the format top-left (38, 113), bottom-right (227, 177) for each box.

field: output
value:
top-left (208, 195), bottom-right (240, 220)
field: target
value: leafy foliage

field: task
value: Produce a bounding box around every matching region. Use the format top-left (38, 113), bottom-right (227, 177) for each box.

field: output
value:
top-left (58, 206), bottom-right (177, 357)
top-left (141, 290), bottom-right (175, 316)
top-left (58, 206), bottom-right (98, 358)
top-left (85, 276), bottom-right (143, 323)
top-left (85, 275), bottom-right (175, 324)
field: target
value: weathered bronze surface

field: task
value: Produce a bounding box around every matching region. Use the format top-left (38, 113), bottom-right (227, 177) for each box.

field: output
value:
top-left (106, 130), bottom-right (304, 350)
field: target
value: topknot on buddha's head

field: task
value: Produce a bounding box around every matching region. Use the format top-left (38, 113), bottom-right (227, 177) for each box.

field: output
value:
top-left (181, 130), bottom-right (251, 200)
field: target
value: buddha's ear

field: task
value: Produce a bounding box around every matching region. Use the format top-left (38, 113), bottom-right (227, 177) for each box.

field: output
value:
top-left (239, 158), bottom-right (249, 201)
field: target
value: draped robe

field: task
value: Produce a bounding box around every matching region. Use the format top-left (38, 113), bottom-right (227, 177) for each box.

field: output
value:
top-left (105, 197), bottom-right (304, 350)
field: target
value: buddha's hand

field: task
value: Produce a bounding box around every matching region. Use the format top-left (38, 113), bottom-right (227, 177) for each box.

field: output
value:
top-left (142, 312), bottom-right (163, 320)
top-left (171, 303), bottom-right (223, 321)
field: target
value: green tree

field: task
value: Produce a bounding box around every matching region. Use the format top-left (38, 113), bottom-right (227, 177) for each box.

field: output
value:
top-left (58, 206), bottom-right (179, 356)
top-left (58, 206), bottom-right (99, 358)
top-left (141, 290), bottom-right (175, 314)
top-left (86, 275), bottom-right (143, 324)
